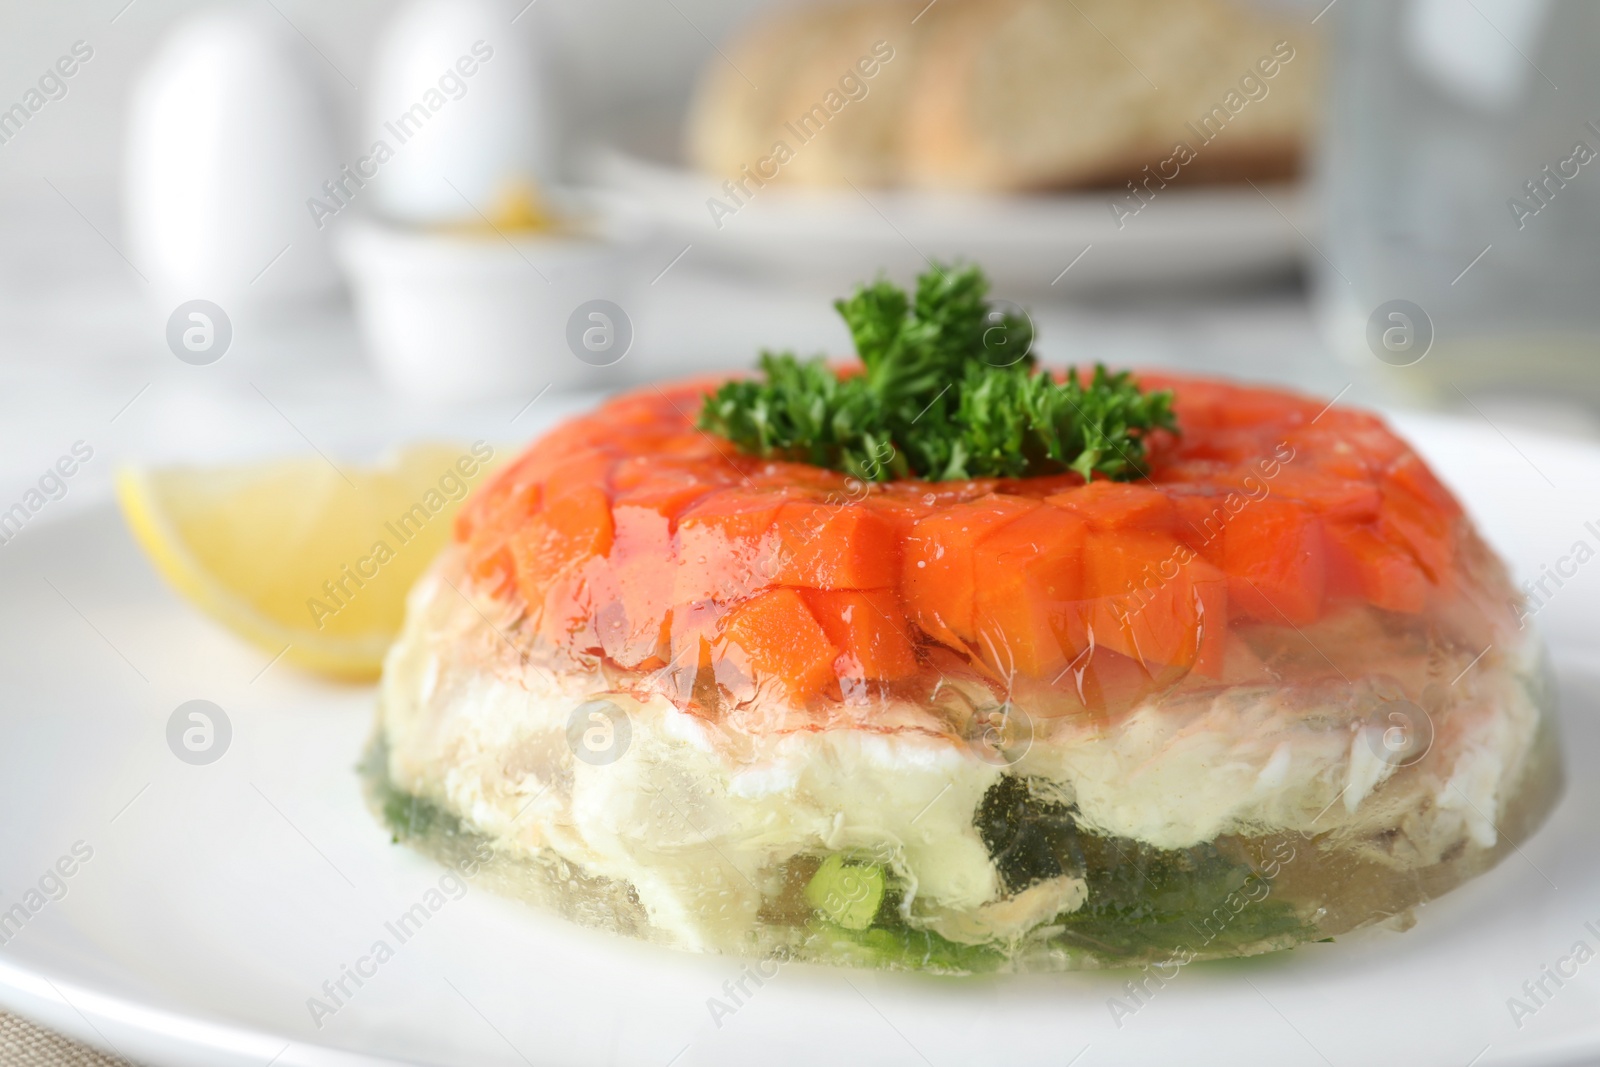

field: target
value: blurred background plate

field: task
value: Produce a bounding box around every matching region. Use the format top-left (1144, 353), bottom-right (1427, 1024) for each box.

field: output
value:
top-left (594, 149), bottom-right (1310, 294)
top-left (0, 408), bottom-right (1597, 1067)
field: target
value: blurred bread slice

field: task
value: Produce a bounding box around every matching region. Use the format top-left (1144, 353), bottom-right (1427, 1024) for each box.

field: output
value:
top-left (685, 0), bottom-right (922, 188)
top-left (769, 2), bottom-right (922, 186)
top-left (684, 5), bottom-right (843, 181)
top-left (684, 0), bottom-right (1316, 192)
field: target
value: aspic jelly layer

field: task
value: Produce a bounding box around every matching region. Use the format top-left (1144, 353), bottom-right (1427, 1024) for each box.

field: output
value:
top-left (451, 375), bottom-right (1486, 717)
top-left (369, 546), bottom-right (1559, 972)
top-left (370, 372), bottom-right (1561, 970)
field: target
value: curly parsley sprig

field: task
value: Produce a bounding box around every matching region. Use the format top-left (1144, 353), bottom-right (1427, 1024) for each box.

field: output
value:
top-left (697, 264), bottom-right (1177, 482)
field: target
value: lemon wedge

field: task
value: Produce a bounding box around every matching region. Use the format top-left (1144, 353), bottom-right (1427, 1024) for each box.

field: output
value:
top-left (117, 443), bottom-right (498, 681)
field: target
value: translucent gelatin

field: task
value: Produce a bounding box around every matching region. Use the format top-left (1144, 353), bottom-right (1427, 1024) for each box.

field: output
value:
top-left (368, 373), bottom-right (1563, 972)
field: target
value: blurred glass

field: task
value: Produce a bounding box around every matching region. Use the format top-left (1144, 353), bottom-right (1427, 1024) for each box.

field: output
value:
top-left (1317, 0), bottom-right (1600, 402)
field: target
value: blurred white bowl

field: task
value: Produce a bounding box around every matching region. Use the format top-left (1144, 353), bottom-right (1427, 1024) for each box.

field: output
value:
top-left (338, 205), bottom-right (644, 403)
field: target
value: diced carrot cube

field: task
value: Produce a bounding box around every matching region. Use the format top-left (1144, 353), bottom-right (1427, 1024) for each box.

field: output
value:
top-left (673, 489), bottom-right (789, 604)
top-left (460, 485), bottom-right (540, 590)
top-left (1270, 468), bottom-right (1381, 523)
top-left (1323, 523), bottom-right (1428, 614)
top-left (507, 483), bottom-right (614, 604)
top-left (677, 488), bottom-right (790, 538)
top-left (802, 589), bottom-right (919, 681)
top-left (1285, 428), bottom-right (1370, 482)
top-left (543, 483), bottom-right (614, 552)
top-left (902, 495), bottom-right (1040, 650)
top-left (772, 502), bottom-right (900, 589)
top-left (633, 485), bottom-right (718, 524)
top-left (1081, 529), bottom-right (1170, 640)
top-left (1082, 529), bottom-right (1226, 674)
top-left (1223, 498), bottom-right (1325, 625)
top-left (1170, 492), bottom-right (1230, 565)
top-left (1335, 418), bottom-right (1410, 471)
top-left (994, 472), bottom-right (1083, 500)
top-left (720, 588), bottom-right (840, 702)
top-left (1208, 385), bottom-right (1321, 429)
top-left (744, 460), bottom-right (853, 493)
top-left (456, 476), bottom-right (539, 544)
top-left (608, 458), bottom-right (716, 522)
top-left (1048, 481), bottom-right (1175, 532)
top-left (1379, 473), bottom-right (1457, 586)
top-left (861, 499), bottom-right (923, 541)
top-left (539, 448), bottom-right (615, 506)
top-left (1172, 427), bottom-right (1264, 466)
top-left (971, 506), bottom-right (1088, 678)
top-left (1388, 452), bottom-right (1461, 517)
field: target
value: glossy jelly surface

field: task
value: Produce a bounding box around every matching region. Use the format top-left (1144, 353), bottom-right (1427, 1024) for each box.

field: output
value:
top-left (373, 373), bottom-right (1560, 972)
top-left (453, 373), bottom-right (1490, 720)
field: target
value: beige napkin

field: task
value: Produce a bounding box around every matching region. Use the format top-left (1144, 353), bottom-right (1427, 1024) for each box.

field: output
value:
top-left (0, 1012), bottom-right (128, 1067)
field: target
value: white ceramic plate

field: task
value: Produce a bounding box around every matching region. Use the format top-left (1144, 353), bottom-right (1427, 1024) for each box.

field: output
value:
top-left (593, 151), bottom-right (1311, 294)
top-left (1, 409), bottom-right (1598, 1067)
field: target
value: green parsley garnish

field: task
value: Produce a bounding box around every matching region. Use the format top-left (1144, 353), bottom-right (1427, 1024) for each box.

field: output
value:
top-left (697, 264), bottom-right (1177, 482)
